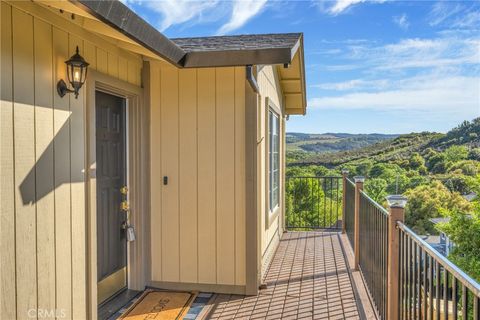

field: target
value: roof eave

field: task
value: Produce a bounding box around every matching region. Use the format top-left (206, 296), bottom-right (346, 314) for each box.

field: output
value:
top-left (283, 36), bottom-right (307, 116)
top-left (69, 0), bottom-right (186, 67)
top-left (298, 37), bottom-right (307, 115)
top-left (182, 47), bottom-right (294, 68)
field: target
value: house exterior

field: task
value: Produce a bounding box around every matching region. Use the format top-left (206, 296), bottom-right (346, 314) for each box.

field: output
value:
top-left (0, 1), bottom-right (306, 319)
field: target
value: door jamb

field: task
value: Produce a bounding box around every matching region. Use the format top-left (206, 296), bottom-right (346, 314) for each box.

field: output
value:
top-left (85, 70), bottom-right (145, 319)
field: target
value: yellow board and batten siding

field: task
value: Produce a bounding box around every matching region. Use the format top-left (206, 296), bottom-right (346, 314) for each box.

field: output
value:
top-left (0, 1), bottom-right (142, 318)
top-left (148, 61), bottom-right (247, 290)
top-left (256, 65), bottom-right (286, 273)
top-left (1, 0), bottom-right (294, 313)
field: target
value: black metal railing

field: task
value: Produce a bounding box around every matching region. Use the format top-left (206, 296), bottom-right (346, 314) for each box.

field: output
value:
top-left (398, 222), bottom-right (480, 320)
top-left (359, 190), bottom-right (389, 320)
top-left (344, 178), bottom-right (355, 248)
top-left (285, 176), bottom-right (342, 229)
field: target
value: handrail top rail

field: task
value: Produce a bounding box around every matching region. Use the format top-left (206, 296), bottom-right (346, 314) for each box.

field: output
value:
top-left (286, 176), bottom-right (342, 179)
top-left (359, 190), bottom-right (389, 216)
top-left (346, 177), bottom-right (356, 187)
top-left (397, 221), bottom-right (480, 297)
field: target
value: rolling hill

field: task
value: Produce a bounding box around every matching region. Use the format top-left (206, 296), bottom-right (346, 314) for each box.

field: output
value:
top-left (287, 118), bottom-right (480, 168)
top-left (287, 133), bottom-right (398, 153)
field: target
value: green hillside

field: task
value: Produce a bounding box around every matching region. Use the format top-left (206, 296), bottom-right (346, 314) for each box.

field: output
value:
top-left (288, 132), bottom-right (439, 167)
top-left (286, 118), bottom-right (480, 282)
top-left (287, 132), bottom-right (398, 153)
top-left (288, 118), bottom-right (480, 168)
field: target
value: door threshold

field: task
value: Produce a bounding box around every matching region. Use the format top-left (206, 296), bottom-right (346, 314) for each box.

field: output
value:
top-left (98, 289), bottom-right (141, 320)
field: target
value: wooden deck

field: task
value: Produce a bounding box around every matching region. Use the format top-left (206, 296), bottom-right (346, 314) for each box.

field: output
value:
top-left (207, 231), bottom-right (369, 320)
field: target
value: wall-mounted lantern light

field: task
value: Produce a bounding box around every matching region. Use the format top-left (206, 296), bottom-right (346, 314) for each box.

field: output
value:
top-left (57, 46), bottom-right (89, 99)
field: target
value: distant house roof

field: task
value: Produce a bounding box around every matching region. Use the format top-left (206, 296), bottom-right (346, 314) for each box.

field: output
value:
top-left (463, 192), bottom-right (477, 202)
top-left (430, 217), bottom-right (451, 225)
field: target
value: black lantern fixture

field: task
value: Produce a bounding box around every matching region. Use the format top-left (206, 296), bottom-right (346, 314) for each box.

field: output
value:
top-left (57, 46), bottom-right (89, 99)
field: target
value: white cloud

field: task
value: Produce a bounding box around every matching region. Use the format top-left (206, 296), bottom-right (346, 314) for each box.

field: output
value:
top-left (312, 79), bottom-right (390, 91)
top-left (339, 37), bottom-right (480, 71)
top-left (308, 75), bottom-right (480, 119)
top-left (428, 1), bottom-right (480, 30)
top-left (393, 13), bottom-right (409, 30)
top-left (125, 0), bottom-right (268, 34)
top-left (328, 0), bottom-right (386, 15)
top-left (428, 1), bottom-right (462, 26)
top-left (453, 10), bottom-right (480, 29)
top-left (217, 0), bottom-right (268, 35)
top-left (138, 0), bottom-right (219, 31)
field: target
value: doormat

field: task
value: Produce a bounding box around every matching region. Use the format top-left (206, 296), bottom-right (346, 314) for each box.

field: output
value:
top-left (119, 289), bottom-right (197, 320)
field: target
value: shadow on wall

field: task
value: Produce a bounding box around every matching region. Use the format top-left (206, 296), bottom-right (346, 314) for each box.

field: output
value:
top-left (19, 114), bottom-right (86, 205)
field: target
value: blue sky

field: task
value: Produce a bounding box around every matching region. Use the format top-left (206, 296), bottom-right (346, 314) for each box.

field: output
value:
top-left (124, 0), bottom-right (480, 134)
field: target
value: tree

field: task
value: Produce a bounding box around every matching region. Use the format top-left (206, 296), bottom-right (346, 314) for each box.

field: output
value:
top-left (444, 145), bottom-right (469, 163)
top-left (427, 153), bottom-right (449, 174)
top-left (355, 159), bottom-right (374, 177)
top-left (364, 178), bottom-right (388, 204)
top-left (468, 148), bottom-right (480, 161)
top-left (404, 181), bottom-right (471, 234)
top-left (409, 152), bottom-right (425, 169)
top-left (448, 160), bottom-right (480, 176)
top-left (436, 207), bottom-right (480, 282)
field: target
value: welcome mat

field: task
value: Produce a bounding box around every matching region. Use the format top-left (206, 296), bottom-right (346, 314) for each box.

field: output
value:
top-left (119, 290), bottom-right (197, 320)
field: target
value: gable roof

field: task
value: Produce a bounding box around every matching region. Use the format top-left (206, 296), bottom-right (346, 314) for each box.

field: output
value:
top-left (72, 1), bottom-right (302, 68)
top-left (171, 33), bottom-right (301, 68)
top-left (69, 0), bottom-right (307, 114)
top-left (172, 33), bottom-right (301, 52)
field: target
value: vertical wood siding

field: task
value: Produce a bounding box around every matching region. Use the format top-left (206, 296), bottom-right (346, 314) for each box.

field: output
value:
top-left (148, 62), bottom-right (247, 287)
top-left (0, 2), bottom-right (142, 318)
top-left (256, 65), bottom-right (285, 267)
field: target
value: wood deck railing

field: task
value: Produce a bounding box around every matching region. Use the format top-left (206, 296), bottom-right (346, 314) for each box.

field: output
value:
top-left (286, 173), bottom-right (480, 319)
top-left (398, 222), bottom-right (480, 320)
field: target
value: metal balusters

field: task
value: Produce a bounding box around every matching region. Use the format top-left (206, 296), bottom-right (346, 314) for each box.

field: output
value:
top-left (444, 270), bottom-right (449, 320)
top-left (398, 222), bottom-right (480, 320)
top-left (358, 191), bottom-right (389, 319)
top-left (474, 296), bottom-right (479, 319)
top-left (428, 255), bottom-right (434, 320)
top-left (285, 176), bottom-right (343, 230)
top-left (462, 285), bottom-right (468, 320)
top-left (423, 249), bottom-right (428, 319)
top-left (452, 277), bottom-right (458, 319)
top-left (435, 262), bottom-right (441, 320)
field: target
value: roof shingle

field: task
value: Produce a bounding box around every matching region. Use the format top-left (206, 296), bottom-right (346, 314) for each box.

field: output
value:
top-left (171, 33), bottom-right (302, 52)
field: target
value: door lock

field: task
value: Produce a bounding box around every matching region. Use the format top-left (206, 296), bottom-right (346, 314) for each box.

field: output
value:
top-left (120, 200), bottom-right (130, 212)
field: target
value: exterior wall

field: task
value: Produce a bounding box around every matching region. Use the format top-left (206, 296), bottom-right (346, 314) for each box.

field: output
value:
top-left (0, 1), bottom-right (143, 319)
top-left (256, 65), bottom-right (286, 276)
top-left (147, 61), bottom-right (247, 292)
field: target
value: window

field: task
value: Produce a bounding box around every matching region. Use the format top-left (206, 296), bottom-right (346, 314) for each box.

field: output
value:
top-left (269, 109), bottom-right (280, 211)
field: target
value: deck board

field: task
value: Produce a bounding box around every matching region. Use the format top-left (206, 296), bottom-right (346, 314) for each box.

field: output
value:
top-left (207, 231), bottom-right (363, 319)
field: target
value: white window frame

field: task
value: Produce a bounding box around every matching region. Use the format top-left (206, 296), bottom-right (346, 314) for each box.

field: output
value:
top-left (265, 96), bottom-right (282, 229)
top-left (269, 109), bottom-right (280, 213)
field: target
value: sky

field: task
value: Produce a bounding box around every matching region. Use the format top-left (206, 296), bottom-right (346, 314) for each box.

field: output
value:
top-left (123, 0), bottom-right (480, 134)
